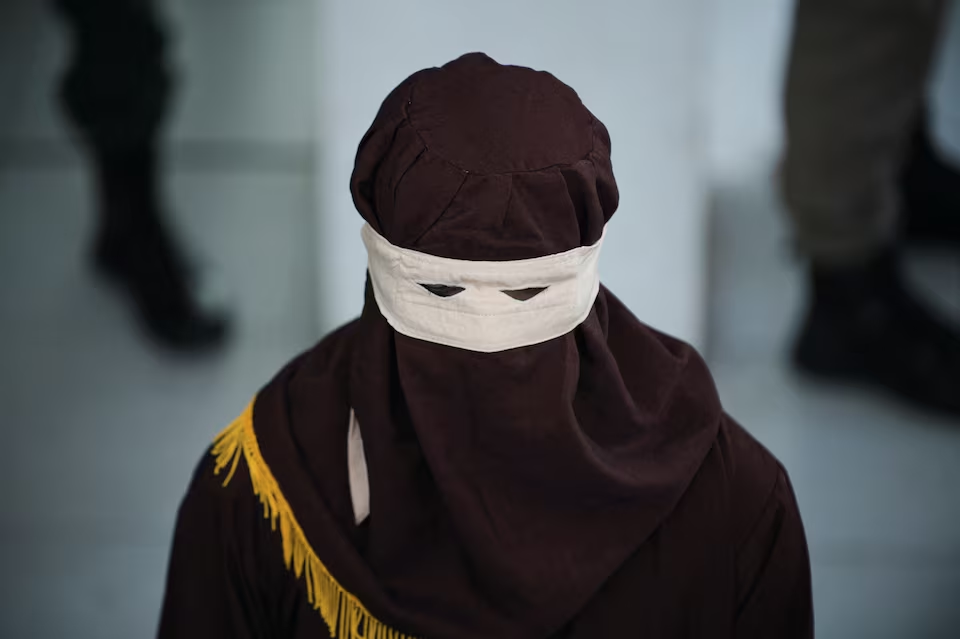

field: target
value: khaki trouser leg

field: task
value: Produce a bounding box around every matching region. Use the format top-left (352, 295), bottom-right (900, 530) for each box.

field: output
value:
top-left (782, 0), bottom-right (949, 264)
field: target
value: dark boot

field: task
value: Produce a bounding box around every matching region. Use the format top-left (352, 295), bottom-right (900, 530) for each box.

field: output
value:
top-left (793, 249), bottom-right (960, 416)
top-left (92, 146), bottom-right (230, 351)
top-left (900, 122), bottom-right (960, 246)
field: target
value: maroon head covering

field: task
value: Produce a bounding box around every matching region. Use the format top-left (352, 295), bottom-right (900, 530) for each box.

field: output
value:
top-left (351, 52), bottom-right (618, 261)
top-left (259, 52), bottom-right (722, 638)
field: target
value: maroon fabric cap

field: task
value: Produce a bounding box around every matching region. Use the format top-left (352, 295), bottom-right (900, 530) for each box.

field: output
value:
top-left (351, 52), bottom-right (619, 260)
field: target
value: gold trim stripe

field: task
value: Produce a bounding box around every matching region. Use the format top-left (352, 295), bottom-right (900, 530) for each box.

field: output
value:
top-left (212, 401), bottom-right (413, 639)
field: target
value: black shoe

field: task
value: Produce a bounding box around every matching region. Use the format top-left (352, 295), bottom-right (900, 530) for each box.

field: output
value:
top-left (793, 249), bottom-right (960, 416)
top-left (93, 226), bottom-right (230, 351)
top-left (899, 122), bottom-right (960, 246)
top-left (92, 146), bottom-right (230, 352)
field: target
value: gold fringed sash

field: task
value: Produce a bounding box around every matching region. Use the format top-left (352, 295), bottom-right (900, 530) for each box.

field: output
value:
top-left (211, 401), bottom-right (413, 639)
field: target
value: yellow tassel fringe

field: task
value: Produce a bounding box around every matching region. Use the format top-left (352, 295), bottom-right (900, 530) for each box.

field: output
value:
top-left (212, 400), bottom-right (414, 639)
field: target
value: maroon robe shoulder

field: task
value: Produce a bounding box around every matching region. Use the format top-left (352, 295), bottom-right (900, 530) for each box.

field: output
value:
top-left (157, 313), bottom-right (812, 639)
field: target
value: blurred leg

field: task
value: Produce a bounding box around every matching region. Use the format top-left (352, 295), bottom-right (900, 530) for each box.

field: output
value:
top-left (782, 0), bottom-right (947, 265)
top-left (784, 0), bottom-right (960, 417)
top-left (54, 0), bottom-right (170, 152)
top-left (54, 0), bottom-right (170, 256)
top-left (53, 0), bottom-right (229, 350)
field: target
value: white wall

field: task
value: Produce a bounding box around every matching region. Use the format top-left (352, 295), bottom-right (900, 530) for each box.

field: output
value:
top-left (703, 0), bottom-right (794, 184)
top-left (315, 0), bottom-right (710, 348)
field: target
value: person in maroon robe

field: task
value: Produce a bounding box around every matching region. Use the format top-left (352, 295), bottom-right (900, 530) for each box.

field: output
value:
top-left (157, 53), bottom-right (813, 639)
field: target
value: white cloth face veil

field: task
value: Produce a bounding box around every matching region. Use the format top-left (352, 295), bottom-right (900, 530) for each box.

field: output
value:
top-left (362, 223), bottom-right (605, 353)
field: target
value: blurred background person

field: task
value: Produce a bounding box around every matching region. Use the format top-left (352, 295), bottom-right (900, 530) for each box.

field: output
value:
top-left (54, 0), bottom-right (229, 350)
top-left (783, 0), bottom-right (960, 415)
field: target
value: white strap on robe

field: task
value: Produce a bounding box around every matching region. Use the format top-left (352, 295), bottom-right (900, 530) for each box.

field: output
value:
top-left (347, 409), bottom-right (370, 525)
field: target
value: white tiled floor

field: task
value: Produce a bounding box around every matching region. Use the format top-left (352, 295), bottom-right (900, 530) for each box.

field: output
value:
top-left (0, 167), bottom-right (319, 638)
top-left (2, 1), bottom-right (960, 638)
top-left (708, 179), bottom-right (960, 639)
